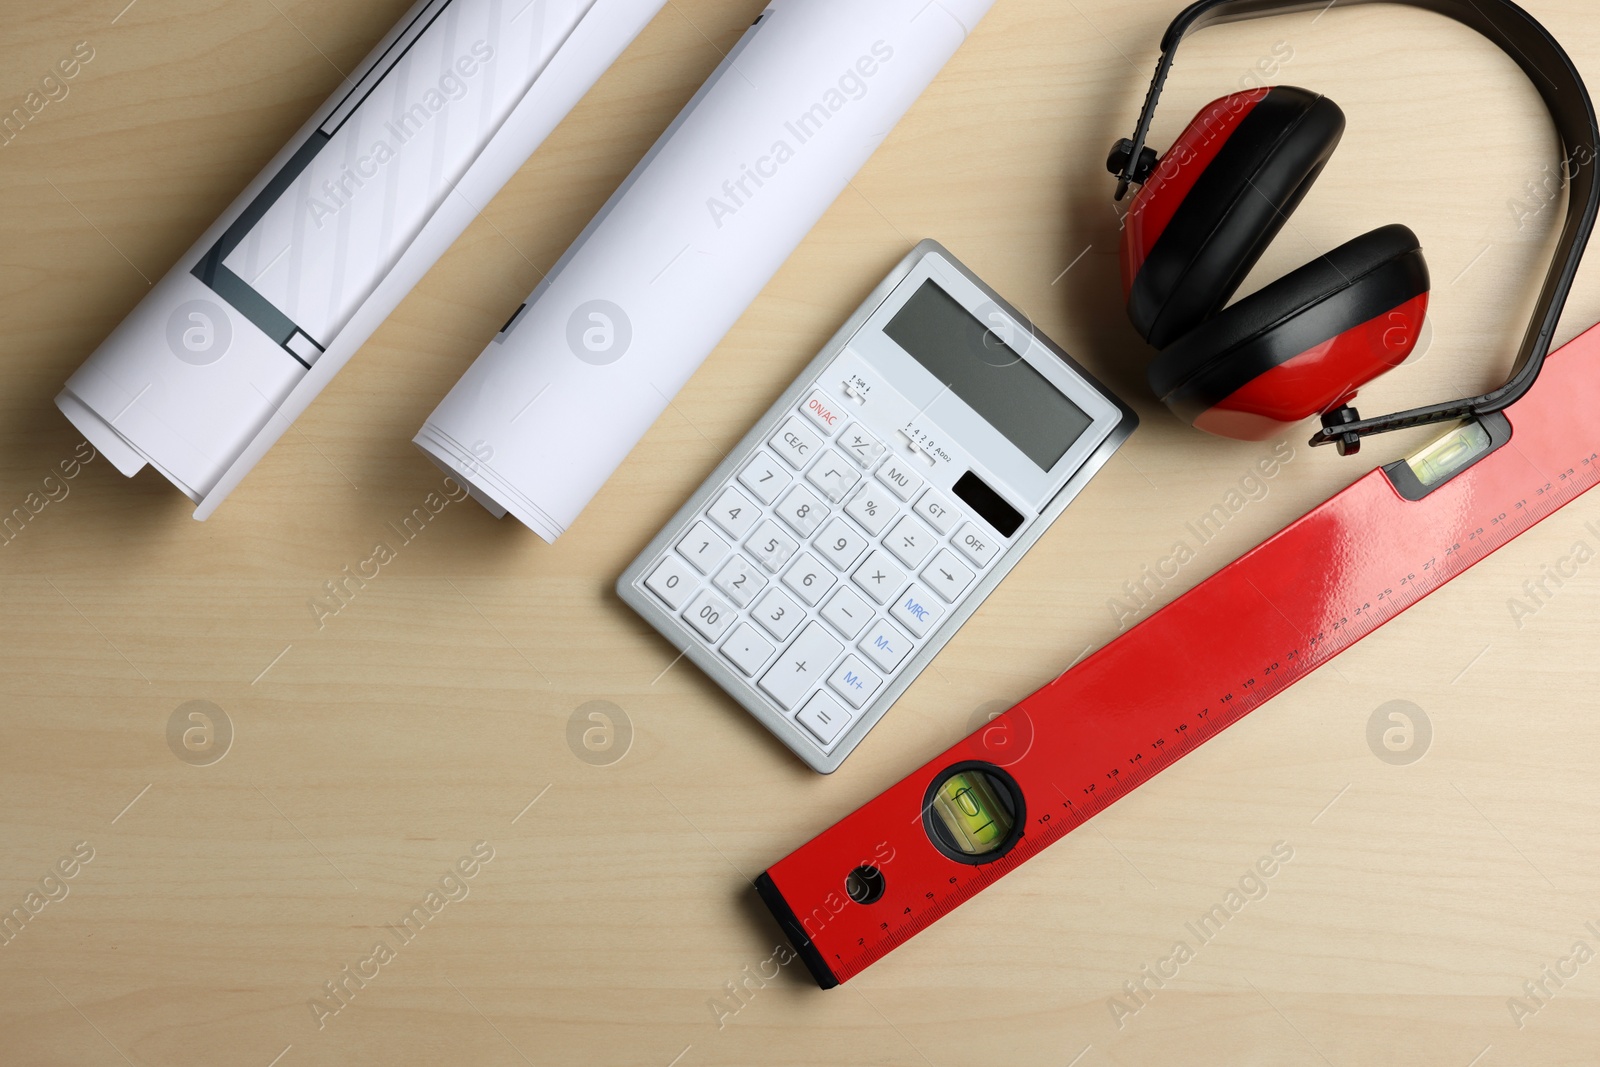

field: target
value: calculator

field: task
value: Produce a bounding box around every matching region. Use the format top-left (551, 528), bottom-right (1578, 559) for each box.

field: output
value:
top-left (618, 240), bottom-right (1136, 772)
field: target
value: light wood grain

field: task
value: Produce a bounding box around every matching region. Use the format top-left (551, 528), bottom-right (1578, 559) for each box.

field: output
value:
top-left (3, 1), bottom-right (1600, 1064)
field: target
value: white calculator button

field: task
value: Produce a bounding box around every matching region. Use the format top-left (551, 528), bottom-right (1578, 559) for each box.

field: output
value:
top-left (921, 549), bottom-right (976, 602)
top-left (644, 555), bottom-right (697, 610)
top-left (720, 623), bottom-right (775, 676)
top-left (752, 588), bottom-right (804, 641)
top-left (826, 656), bottom-right (882, 709)
top-left (844, 484), bottom-right (895, 537)
top-left (953, 521), bottom-right (1002, 567)
top-left (759, 622), bottom-right (843, 710)
top-left (814, 517), bottom-right (867, 571)
top-left (838, 423), bottom-right (886, 469)
top-left (883, 515), bottom-right (937, 569)
top-left (770, 416), bottom-right (822, 469)
top-left (781, 551), bottom-right (836, 606)
top-left (676, 521), bottom-right (729, 574)
top-left (799, 390), bottom-right (845, 436)
top-left (746, 520), bottom-right (798, 573)
top-left (775, 485), bottom-right (827, 537)
top-left (912, 489), bottom-right (961, 534)
top-left (796, 691), bottom-right (852, 746)
top-left (737, 451), bottom-right (791, 505)
top-left (712, 555), bottom-right (766, 607)
top-left (805, 450), bottom-right (862, 503)
top-left (858, 618), bottom-right (913, 672)
top-left (707, 486), bottom-right (759, 539)
top-left (851, 549), bottom-right (908, 606)
top-left (819, 587), bottom-right (872, 639)
top-left (875, 457), bottom-right (924, 501)
top-left (682, 589), bottom-right (735, 641)
top-left (890, 584), bottom-right (945, 638)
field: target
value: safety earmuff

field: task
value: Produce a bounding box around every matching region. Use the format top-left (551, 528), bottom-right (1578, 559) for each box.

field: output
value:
top-left (1121, 85), bottom-right (1430, 441)
top-left (1108, 0), bottom-right (1600, 456)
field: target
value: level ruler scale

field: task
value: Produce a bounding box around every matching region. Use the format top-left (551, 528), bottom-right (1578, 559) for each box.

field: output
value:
top-left (757, 322), bottom-right (1600, 989)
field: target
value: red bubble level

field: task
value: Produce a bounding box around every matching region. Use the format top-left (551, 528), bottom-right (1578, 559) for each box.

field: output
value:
top-left (757, 322), bottom-right (1600, 989)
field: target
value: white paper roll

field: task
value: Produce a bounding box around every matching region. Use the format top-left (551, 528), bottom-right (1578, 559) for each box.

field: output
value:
top-left (57, 0), bottom-right (667, 518)
top-left (415, 0), bottom-right (997, 541)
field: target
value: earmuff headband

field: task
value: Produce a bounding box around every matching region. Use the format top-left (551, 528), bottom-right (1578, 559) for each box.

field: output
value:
top-left (1109, 0), bottom-right (1600, 454)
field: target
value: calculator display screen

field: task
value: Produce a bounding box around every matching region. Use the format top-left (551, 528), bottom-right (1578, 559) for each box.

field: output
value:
top-left (883, 280), bottom-right (1093, 470)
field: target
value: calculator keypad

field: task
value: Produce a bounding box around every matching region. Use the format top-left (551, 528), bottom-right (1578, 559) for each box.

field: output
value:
top-left (643, 387), bottom-right (1020, 756)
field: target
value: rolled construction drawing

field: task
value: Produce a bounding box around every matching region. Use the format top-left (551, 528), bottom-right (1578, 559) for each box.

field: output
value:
top-left (414, 0), bottom-right (997, 542)
top-left (57, 0), bottom-right (668, 519)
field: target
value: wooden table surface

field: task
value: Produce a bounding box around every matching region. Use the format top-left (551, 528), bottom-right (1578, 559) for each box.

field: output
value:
top-left (4, 1), bottom-right (1600, 1064)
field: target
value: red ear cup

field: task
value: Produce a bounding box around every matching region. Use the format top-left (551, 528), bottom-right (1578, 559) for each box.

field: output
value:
top-left (1147, 224), bottom-right (1431, 441)
top-left (1122, 86), bottom-right (1346, 349)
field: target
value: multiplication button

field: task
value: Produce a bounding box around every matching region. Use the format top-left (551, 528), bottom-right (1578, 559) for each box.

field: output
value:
top-left (851, 549), bottom-right (908, 606)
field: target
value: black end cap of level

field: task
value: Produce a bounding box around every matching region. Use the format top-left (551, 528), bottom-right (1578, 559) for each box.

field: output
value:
top-left (754, 871), bottom-right (839, 990)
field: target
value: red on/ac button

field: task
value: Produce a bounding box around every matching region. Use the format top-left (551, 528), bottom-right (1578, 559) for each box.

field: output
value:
top-left (800, 390), bottom-right (842, 435)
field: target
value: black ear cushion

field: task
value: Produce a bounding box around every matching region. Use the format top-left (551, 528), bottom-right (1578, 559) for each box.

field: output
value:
top-left (1130, 86), bottom-right (1346, 349)
top-left (1148, 223), bottom-right (1430, 411)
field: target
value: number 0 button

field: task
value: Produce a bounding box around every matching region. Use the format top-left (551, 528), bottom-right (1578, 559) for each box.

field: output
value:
top-left (644, 555), bottom-right (696, 610)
